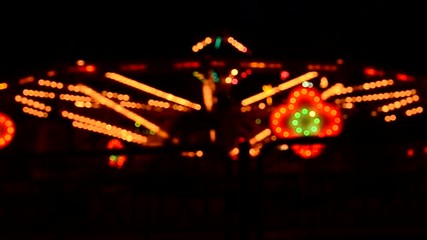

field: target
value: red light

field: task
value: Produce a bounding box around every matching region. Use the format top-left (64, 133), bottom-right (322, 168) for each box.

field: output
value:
top-left (364, 67), bottom-right (384, 77)
top-left (174, 61), bottom-right (200, 69)
top-left (107, 138), bottom-right (127, 169)
top-left (269, 86), bottom-right (343, 159)
top-left (292, 144), bottom-right (325, 159)
top-left (210, 61), bottom-right (225, 67)
top-left (407, 148), bottom-right (415, 157)
top-left (280, 71), bottom-right (290, 80)
top-left (270, 86), bottom-right (343, 139)
top-left (396, 73), bottom-right (414, 82)
top-left (120, 64), bottom-right (147, 71)
top-left (364, 67), bottom-right (376, 76)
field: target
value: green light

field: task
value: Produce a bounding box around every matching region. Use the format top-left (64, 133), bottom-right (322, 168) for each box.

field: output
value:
top-left (135, 122), bottom-right (141, 127)
top-left (292, 119), bottom-right (298, 126)
top-left (214, 36), bottom-right (222, 49)
top-left (295, 112), bottom-right (301, 118)
top-left (301, 108), bottom-right (308, 114)
top-left (311, 126), bottom-right (318, 132)
top-left (255, 118), bottom-right (261, 124)
top-left (212, 71), bottom-right (220, 83)
top-left (296, 127), bottom-right (302, 133)
top-left (109, 155), bottom-right (117, 161)
top-left (303, 130), bottom-right (310, 136)
top-left (314, 118), bottom-right (320, 124)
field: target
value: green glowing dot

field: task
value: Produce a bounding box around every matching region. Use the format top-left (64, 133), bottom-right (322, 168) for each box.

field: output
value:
top-left (302, 108), bottom-right (308, 114)
top-left (303, 130), bottom-right (310, 136)
top-left (292, 119), bottom-right (299, 126)
top-left (255, 118), bottom-right (261, 124)
top-left (314, 118), bottom-right (320, 124)
top-left (296, 127), bottom-right (302, 133)
top-left (109, 155), bottom-right (117, 161)
top-left (311, 126), bottom-right (318, 132)
top-left (135, 122), bottom-right (141, 127)
top-left (295, 112), bottom-right (301, 118)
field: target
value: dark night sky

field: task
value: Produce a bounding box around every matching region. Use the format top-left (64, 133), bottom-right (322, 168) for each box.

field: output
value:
top-left (0, 1), bottom-right (426, 79)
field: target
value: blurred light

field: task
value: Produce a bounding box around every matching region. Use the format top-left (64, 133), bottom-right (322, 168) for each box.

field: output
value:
top-left (107, 138), bottom-right (127, 169)
top-left (292, 144), bottom-right (325, 159)
top-left (68, 64), bottom-right (96, 73)
top-left (214, 36), bottom-right (222, 49)
top-left (0, 113), bottom-right (16, 149)
top-left (0, 83), bottom-right (8, 90)
top-left (280, 71), bottom-right (290, 80)
top-left (120, 64), bottom-right (147, 72)
top-left (407, 148), bottom-right (415, 157)
top-left (396, 73), bottom-right (414, 82)
top-left (174, 61), bottom-right (200, 69)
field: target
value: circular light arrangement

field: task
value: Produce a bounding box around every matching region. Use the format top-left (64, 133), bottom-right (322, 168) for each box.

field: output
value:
top-left (106, 138), bottom-right (127, 169)
top-left (269, 86), bottom-right (343, 159)
top-left (289, 107), bottom-right (321, 137)
top-left (0, 112), bottom-right (16, 149)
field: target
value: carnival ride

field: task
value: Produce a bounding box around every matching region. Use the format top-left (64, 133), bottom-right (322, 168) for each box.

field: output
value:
top-left (0, 34), bottom-right (425, 168)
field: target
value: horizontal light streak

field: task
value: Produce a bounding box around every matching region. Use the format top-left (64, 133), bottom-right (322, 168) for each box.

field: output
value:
top-left (335, 89), bottom-right (417, 104)
top-left (321, 79), bottom-right (394, 100)
top-left (22, 89), bottom-right (55, 99)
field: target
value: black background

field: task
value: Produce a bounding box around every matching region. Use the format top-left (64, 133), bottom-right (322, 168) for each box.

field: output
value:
top-left (0, 1), bottom-right (426, 78)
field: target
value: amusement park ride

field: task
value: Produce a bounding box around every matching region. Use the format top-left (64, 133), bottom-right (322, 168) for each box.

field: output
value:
top-left (0, 33), bottom-right (425, 168)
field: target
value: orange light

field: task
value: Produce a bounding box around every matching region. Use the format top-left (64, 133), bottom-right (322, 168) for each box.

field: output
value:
top-left (85, 65), bottom-right (96, 72)
top-left (0, 113), bottom-right (16, 149)
top-left (68, 65), bottom-right (96, 73)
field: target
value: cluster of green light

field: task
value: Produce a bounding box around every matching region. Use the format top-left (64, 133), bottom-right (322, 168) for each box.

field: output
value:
top-left (214, 36), bottom-right (222, 49)
top-left (211, 70), bottom-right (220, 83)
top-left (289, 107), bottom-right (321, 136)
